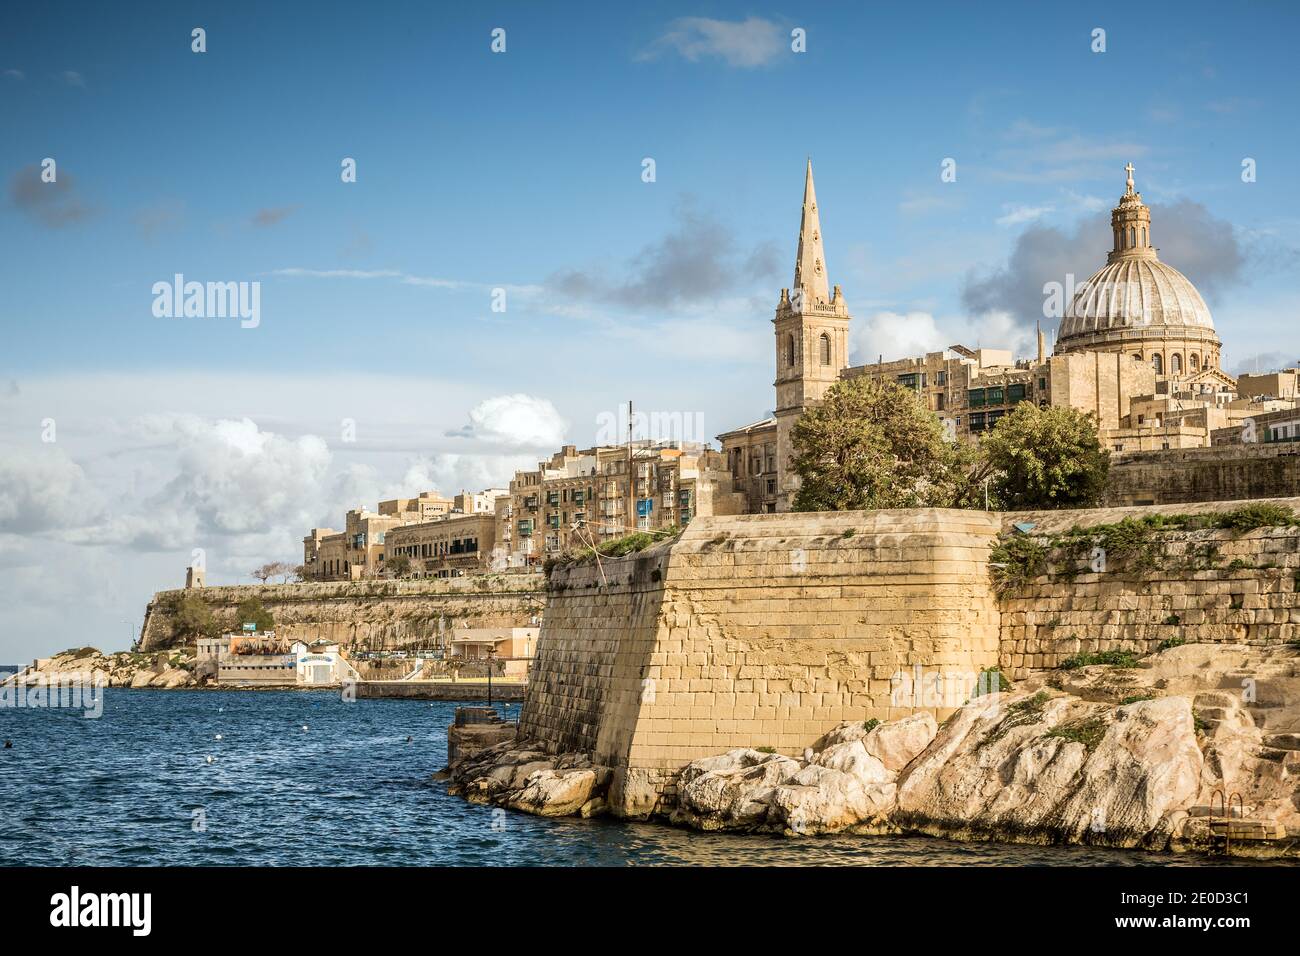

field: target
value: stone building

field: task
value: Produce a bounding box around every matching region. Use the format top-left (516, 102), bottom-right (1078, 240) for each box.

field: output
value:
top-left (385, 512), bottom-right (497, 578)
top-left (715, 417), bottom-right (779, 514)
top-left (719, 160), bottom-right (1287, 509)
top-left (494, 442), bottom-right (742, 569)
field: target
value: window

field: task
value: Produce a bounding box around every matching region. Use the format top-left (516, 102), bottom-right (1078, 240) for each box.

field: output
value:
top-left (1038, 377), bottom-right (1047, 391)
top-left (968, 388), bottom-right (986, 408)
top-left (786, 334), bottom-right (795, 367)
top-left (935, 393), bottom-right (945, 411)
top-left (1190, 354), bottom-right (1199, 372)
top-left (986, 387), bottom-right (1004, 406)
top-left (1007, 383), bottom-right (1026, 403)
top-left (969, 412), bottom-right (986, 431)
top-left (1152, 354), bottom-right (1163, 374)
top-left (1171, 354), bottom-right (1182, 375)
top-left (1129, 226), bottom-right (1136, 247)
top-left (937, 371), bottom-right (947, 386)
top-left (819, 333), bottom-right (831, 366)
top-left (766, 479), bottom-right (777, 495)
top-left (1141, 226), bottom-right (1147, 246)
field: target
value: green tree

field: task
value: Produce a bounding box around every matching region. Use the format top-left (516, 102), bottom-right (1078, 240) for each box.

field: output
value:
top-left (790, 376), bottom-right (968, 511)
top-left (979, 403), bottom-right (1110, 510)
top-left (174, 594), bottom-right (219, 641)
top-left (388, 554), bottom-right (412, 577)
top-left (234, 596), bottom-right (275, 632)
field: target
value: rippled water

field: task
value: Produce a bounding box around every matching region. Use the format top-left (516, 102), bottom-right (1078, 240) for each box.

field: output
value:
top-left (0, 689), bottom-right (1269, 866)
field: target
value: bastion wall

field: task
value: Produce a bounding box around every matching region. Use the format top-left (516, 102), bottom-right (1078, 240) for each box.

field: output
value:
top-left (519, 499), bottom-right (1300, 816)
top-left (1103, 443), bottom-right (1300, 506)
top-left (140, 575), bottom-right (546, 651)
top-left (999, 498), bottom-right (1300, 679)
top-left (519, 509), bottom-right (1004, 816)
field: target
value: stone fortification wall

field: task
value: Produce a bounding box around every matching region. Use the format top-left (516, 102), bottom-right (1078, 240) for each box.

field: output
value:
top-left (520, 509), bottom-right (1003, 816)
top-left (140, 575), bottom-right (545, 651)
top-left (517, 499), bottom-right (1300, 815)
top-left (1103, 443), bottom-right (1300, 506)
top-left (999, 498), bottom-right (1300, 679)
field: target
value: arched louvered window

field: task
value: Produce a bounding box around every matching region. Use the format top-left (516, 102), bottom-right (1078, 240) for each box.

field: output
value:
top-left (1190, 353), bottom-right (1200, 372)
top-left (819, 333), bottom-right (831, 366)
top-left (1171, 354), bottom-right (1182, 375)
top-left (1152, 354), bottom-right (1163, 374)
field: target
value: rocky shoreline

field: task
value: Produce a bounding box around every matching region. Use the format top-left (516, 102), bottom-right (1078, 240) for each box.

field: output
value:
top-left (9, 648), bottom-right (202, 689)
top-left (447, 643), bottom-right (1300, 859)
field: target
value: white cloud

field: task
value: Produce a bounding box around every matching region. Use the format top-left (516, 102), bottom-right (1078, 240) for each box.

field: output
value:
top-left (639, 17), bottom-right (785, 68)
top-left (0, 449), bottom-right (98, 534)
top-left (996, 204), bottom-right (1054, 227)
top-left (850, 311), bottom-right (948, 364)
top-left (850, 309), bottom-right (1035, 366)
top-left (448, 394), bottom-right (568, 448)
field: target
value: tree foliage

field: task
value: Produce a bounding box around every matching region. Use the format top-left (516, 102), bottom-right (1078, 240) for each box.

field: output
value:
top-left (173, 594), bottom-right (219, 641)
top-left (234, 596), bottom-right (275, 632)
top-left (979, 403), bottom-right (1110, 510)
top-left (790, 376), bottom-right (969, 511)
top-left (789, 379), bottom-right (1110, 513)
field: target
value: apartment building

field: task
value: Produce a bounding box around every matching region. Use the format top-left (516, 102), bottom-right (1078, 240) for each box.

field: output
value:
top-left (384, 512), bottom-right (497, 578)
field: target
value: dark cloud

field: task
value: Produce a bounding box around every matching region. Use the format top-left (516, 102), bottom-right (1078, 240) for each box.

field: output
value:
top-left (962, 200), bottom-right (1245, 338)
top-left (252, 205), bottom-right (298, 227)
top-left (133, 200), bottom-right (185, 240)
top-left (8, 164), bottom-right (95, 227)
top-left (547, 200), bottom-right (775, 311)
top-left (1231, 352), bottom-right (1300, 376)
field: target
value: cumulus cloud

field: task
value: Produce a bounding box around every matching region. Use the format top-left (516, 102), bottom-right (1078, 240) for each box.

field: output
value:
top-left (547, 200), bottom-right (777, 312)
top-left (446, 394), bottom-right (567, 448)
top-left (850, 310), bottom-right (1034, 366)
top-left (0, 449), bottom-right (99, 534)
top-left (639, 17), bottom-right (785, 68)
top-left (81, 417), bottom-right (333, 550)
top-left (8, 164), bottom-right (95, 227)
top-left (962, 200), bottom-right (1245, 340)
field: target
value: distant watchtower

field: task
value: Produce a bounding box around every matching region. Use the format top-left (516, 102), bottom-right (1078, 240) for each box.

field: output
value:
top-left (773, 160), bottom-right (852, 511)
top-left (185, 565), bottom-right (206, 589)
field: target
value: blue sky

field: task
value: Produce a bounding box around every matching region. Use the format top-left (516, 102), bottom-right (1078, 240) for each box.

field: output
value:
top-left (2, 0), bottom-right (1298, 658)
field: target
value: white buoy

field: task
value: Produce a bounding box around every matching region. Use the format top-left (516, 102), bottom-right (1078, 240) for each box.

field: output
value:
top-left (206, 756), bottom-right (214, 764)
top-left (302, 725), bottom-right (308, 732)
top-left (215, 734), bottom-right (223, 741)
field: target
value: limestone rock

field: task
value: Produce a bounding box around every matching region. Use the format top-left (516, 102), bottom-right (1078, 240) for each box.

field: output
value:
top-left (813, 740), bottom-right (892, 785)
top-left (129, 670), bottom-right (156, 689)
top-left (896, 691), bottom-right (1202, 848)
top-left (863, 712), bottom-right (937, 772)
top-left (674, 749), bottom-right (801, 830)
top-left (507, 768), bottom-right (596, 817)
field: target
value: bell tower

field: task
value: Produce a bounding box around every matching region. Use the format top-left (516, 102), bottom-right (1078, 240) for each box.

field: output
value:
top-left (773, 159), bottom-right (851, 511)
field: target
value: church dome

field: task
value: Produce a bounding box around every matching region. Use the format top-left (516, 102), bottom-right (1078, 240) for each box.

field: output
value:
top-left (1056, 163), bottom-right (1221, 365)
top-left (1058, 255), bottom-right (1215, 340)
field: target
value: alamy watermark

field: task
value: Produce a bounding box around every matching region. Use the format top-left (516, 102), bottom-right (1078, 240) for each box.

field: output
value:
top-left (1, 672), bottom-right (105, 718)
top-left (152, 274), bottom-right (260, 328)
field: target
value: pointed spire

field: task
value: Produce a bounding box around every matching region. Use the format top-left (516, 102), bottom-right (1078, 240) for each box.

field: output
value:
top-left (793, 158), bottom-right (830, 307)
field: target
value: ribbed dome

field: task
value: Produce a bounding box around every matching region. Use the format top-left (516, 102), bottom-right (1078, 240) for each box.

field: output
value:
top-left (1059, 256), bottom-right (1215, 341)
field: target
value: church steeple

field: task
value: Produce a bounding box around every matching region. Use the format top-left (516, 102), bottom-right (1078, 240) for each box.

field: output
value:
top-left (793, 158), bottom-right (831, 307)
top-left (1108, 161), bottom-right (1155, 263)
